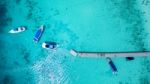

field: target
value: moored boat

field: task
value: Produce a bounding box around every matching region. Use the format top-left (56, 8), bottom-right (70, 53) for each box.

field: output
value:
top-left (107, 57), bottom-right (118, 74)
top-left (9, 26), bottom-right (26, 33)
top-left (42, 41), bottom-right (58, 50)
top-left (33, 25), bottom-right (44, 43)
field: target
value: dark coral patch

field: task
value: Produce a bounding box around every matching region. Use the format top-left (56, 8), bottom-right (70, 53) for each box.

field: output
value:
top-left (0, 1), bottom-right (12, 33)
top-left (2, 75), bottom-right (14, 84)
top-left (26, 0), bottom-right (37, 20)
top-left (139, 76), bottom-right (150, 84)
top-left (113, 0), bottom-right (147, 51)
top-left (0, 2), bottom-right (7, 30)
top-left (23, 52), bottom-right (30, 64)
top-left (20, 47), bottom-right (31, 64)
top-left (15, 0), bottom-right (21, 4)
top-left (142, 58), bottom-right (150, 73)
top-left (13, 61), bottom-right (20, 66)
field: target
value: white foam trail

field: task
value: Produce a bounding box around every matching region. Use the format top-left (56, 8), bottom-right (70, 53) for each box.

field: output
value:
top-left (32, 48), bottom-right (71, 84)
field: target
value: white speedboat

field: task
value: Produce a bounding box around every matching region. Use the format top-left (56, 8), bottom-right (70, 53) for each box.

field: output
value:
top-left (9, 26), bottom-right (26, 33)
top-left (42, 41), bottom-right (58, 50)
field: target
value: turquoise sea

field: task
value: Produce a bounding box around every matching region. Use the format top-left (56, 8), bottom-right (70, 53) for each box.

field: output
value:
top-left (0, 0), bottom-right (150, 84)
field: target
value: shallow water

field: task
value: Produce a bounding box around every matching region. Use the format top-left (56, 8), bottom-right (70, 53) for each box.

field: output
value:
top-left (0, 0), bottom-right (150, 84)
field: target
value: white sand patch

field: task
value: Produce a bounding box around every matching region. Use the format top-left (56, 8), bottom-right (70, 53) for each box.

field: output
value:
top-left (32, 48), bottom-right (71, 84)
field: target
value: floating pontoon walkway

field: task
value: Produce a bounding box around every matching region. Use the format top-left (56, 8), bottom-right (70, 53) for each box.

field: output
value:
top-left (70, 49), bottom-right (150, 57)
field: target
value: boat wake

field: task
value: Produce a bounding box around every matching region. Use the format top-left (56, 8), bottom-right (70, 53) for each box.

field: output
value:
top-left (32, 48), bottom-right (71, 84)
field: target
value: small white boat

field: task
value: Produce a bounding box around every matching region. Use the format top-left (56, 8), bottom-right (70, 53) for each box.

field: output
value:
top-left (42, 42), bottom-right (58, 50)
top-left (9, 27), bottom-right (26, 33)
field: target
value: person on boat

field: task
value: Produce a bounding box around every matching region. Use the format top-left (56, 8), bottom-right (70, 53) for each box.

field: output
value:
top-left (20, 27), bottom-right (24, 30)
top-left (14, 28), bottom-right (18, 31)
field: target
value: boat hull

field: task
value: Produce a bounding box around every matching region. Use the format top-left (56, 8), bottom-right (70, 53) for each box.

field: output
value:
top-left (9, 27), bottom-right (26, 33)
top-left (33, 25), bottom-right (44, 43)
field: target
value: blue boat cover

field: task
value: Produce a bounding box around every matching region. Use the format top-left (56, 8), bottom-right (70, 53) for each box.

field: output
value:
top-left (33, 29), bottom-right (42, 42)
